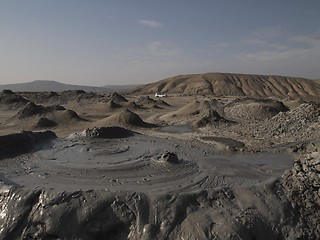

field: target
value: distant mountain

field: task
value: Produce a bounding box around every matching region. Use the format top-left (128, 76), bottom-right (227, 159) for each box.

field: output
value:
top-left (0, 80), bottom-right (109, 93)
top-left (132, 72), bottom-right (320, 100)
top-left (315, 79), bottom-right (320, 85)
top-left (102, 84), bottom-right (142, 93)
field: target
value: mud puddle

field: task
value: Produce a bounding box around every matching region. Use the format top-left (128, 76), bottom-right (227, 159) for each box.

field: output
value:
top-left (0, 133), bottom-right (293, 193)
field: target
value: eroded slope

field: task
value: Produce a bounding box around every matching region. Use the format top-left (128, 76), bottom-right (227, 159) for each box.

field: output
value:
top-left (132, 73), bottom-right (320, 100)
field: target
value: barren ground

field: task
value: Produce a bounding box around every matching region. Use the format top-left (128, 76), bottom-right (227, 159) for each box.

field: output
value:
top-left (0, 90), bottom-right (319, 239)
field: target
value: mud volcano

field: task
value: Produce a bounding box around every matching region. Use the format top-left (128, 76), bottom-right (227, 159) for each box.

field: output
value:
top-left (105, 100), bottom-right (122, 110)
top-left (96, 109), bottom-right (157, 128)
top-left (79, 126), bottom-right (135, 139)
top-left (0, 128), bottom-right (293, 193)
top-left (2, 127), bottom-right (315, 239)
top-left (12, 102), bottom-right (83, 128)
top-left (224, 98), bottom-right (289, 121)
top-left (0, 75), bottom-right (319, 238)
top-left (0, 90), bottom-right (29, 109)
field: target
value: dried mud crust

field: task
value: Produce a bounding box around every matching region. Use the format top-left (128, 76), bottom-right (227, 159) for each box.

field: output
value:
top-left (223, 98), bottom-right (289, 121)
top-left (195, 102), bottom-right (320, 152)
top-left (282, 152), bottom-right (320, 239)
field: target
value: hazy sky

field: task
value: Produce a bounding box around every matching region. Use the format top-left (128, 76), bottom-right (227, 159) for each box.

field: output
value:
top-left (1, 1), bottom-right (320, 86)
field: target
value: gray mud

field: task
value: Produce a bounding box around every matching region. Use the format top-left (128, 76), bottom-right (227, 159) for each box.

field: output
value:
top-left (158, 125), bottom-right (193, 133)
top-left (1, 130), bottom-right (319, 239)
top-left (0, 130), bottom-right (56, 160)
top-left (1, 173), bottom-right (318, 239)
top-left (0, 133), bottom-right (292, 193)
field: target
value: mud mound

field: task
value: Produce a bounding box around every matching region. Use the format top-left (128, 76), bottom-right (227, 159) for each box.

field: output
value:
top-left (16, 103), bottom-right (66, 119)
top-left (282, 152), bottom-right (320, 238)
top-left (0, 90), bottom-right (29, 109)
top-left (53, 110), bottom-right (82, 124)
top-left (14, 102), bottom-right (83, 128)
top-left (17, 102), bottom-right (48, 118)
top-left (224, 98), bottom-right (289, 121)
top-left (126, 101), bottom-right (144, 110)
top-left (82, 127), bottom-right (134, 139)
top-left (170, 99), bottom-right (221, 117)
top-left (195, 109), bottom-right (233, 127)
top-left (0, 131), bottom-right (56, 159)
top-left (160, 99), bottom-right (225, 126)
top-left (35, 117), bottom-right (58, 128)
top-left (174, 100), bottom-right (210, 116)
top-left (21, 91), bottom-right (60, 104)
top-left (21, 90), bottom-right (94, 105)
top-left (1, 89), bottom-right (14, 94)
top-left (59, 90), bottom-right (86, 103)
top-left (59, 90), bottom-right (101, 105)
top-left (105, 100), bottom-right (122, 110)
top-left (98, 109), bottom-right (156, 128)
top-left (132, 72), bottom-right (320, 100)
top-left (257, 102), bottom-right (320, 141)
top-left (136, 96), bottom-right (171, 108)
top-left (110, 92), bottom-right (128, 103)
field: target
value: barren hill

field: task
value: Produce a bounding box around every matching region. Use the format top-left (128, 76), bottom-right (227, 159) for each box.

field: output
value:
top-left (95, 109), bottom-right (156, 128)
top-left (0, 80), bottom-right (108, 93)
top-left (132, 73), bottom-right (320, 100)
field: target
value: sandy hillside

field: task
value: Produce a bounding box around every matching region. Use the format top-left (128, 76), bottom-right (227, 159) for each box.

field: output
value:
top-left (132, 72), bottom-right (320, 100)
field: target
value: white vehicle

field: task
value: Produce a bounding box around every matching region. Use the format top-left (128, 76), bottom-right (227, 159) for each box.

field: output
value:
top-left (155, 92), bottom-right (167, 98)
